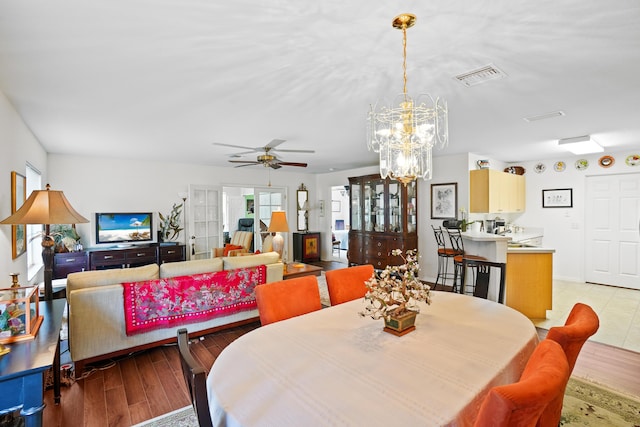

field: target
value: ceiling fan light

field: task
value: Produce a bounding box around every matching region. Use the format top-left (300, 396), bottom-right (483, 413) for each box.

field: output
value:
top-left (558, 135), bottom-right (603, 155)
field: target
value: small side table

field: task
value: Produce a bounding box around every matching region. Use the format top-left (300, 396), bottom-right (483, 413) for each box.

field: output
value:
top-left (0, 299), bottom-right (65, 427)
top-left (283, 263), bottom-right (323, 280)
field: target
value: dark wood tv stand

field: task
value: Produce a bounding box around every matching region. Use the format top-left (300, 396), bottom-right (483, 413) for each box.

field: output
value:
top-left (87, 244), bottom-right (186, 270)
top-left (52, 244), bottom-right (186, 276)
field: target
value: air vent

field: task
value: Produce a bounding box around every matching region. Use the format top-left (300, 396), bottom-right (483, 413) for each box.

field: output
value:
top-left (454, 64), bottom-right (506, 87)
top-left (523, 111), bottom-right (566, 122)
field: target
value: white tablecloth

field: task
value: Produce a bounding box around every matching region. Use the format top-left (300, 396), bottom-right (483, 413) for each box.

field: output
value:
top-left (207, 291), bottom-right (538, 427)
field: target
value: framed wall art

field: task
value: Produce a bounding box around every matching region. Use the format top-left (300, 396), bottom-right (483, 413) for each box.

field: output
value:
top-left (542, 188), bottom-right (573, 208)
top-left (11, 171), bottom-right (27, 259)
top-left (431, 182), bottom-right (457, 219)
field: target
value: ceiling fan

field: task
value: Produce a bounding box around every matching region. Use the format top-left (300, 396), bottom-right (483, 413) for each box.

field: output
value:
top-left (213, 139), bottom-right (315, 169)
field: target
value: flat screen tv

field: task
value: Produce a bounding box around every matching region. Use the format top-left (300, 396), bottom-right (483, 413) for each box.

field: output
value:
top-left (95, 212), bottom-right (153, 244)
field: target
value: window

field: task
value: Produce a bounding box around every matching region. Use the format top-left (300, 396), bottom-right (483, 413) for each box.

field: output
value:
top-left (26, 163), bottom-right (42, 280)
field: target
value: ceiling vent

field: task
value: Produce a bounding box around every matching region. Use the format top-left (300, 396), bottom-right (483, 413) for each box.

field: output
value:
top-left (454, 64), bottom-right (506, 87)
top-left (523, 111), bottom-right (566, 122)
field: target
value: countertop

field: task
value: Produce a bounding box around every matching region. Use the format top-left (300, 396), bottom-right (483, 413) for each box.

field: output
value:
top-left (461, 231), bottom-right (511, 242)
top-left (507, 247), bottom-right (555, 254)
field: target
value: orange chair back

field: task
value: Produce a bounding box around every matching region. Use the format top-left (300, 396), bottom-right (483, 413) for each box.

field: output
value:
top-left (255, 276), bottom-right (322, 325)
top-left (474, 339), bottom-right (571, 427)
top-left (539, 303), bottom-right (599, 426)
top-left (325, 264), bottom-right (374, 306)
top-left (546, 302), bottom-right (599, 372)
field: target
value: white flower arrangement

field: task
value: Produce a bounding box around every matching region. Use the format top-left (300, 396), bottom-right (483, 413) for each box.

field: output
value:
top-left (359, 249), bottom-right (432, 320)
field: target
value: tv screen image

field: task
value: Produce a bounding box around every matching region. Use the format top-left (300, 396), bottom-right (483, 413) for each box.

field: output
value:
top-left (95, 212), bottom-right (153, 244)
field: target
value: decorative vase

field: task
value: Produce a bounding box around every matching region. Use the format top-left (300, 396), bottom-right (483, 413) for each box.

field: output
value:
top-left (383, 310), bottom-right (418, 336)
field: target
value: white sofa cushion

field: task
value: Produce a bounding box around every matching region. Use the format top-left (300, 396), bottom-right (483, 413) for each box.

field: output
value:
top-left (67, 263), bottom-right (159, 292)
top-left (223, 251), bottom-right (279, 270)
top-left (160, 257), bottom-right (224, 278)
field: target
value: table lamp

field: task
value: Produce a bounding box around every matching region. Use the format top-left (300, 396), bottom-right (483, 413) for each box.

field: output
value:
top-left (1, 184), bottom-right (89, 300)
top-left (267, 210), bottom-right (289, 262)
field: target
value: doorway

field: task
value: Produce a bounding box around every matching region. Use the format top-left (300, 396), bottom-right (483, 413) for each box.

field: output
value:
top-left (330, 185), bottom-right (350, 261)
top-left (222, 185), bottom-right (286, 255)
top-left (585, 173), bottom-right (640, 289)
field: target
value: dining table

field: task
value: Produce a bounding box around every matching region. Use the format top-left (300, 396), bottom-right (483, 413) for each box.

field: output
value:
top-left (207, 291), bottom-right (539, 426)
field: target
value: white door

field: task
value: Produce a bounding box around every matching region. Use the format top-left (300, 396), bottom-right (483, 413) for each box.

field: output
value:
top-left (188, 184), bottom-right (222, 260)
top-left (254, 187), bottom-right (286, 253)
top-left (585, 173), bottom-right (640, 289)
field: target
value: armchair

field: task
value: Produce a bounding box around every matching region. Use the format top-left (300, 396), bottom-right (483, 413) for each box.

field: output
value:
top-left (212, 230), bottom-right (253, 257)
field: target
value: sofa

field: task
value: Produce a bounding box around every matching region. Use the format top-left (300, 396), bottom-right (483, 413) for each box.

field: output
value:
top-left (212, 230), bottom-right (253, 257)
top-left (67, 251), bottom-right (283, 372)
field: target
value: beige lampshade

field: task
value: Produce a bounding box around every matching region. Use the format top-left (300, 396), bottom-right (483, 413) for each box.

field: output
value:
top-left (0, 184), bottom-right (89, 225)
top-left (267, 211), bottom-right (289, 233)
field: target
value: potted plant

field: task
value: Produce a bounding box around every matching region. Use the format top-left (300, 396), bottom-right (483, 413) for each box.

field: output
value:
top-left (359, 249), bottom-right (432, 335)
top-left (158, 202), bottom-right (184, 242)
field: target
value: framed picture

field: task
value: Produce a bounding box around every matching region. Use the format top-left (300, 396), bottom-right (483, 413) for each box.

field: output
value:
top-left (431, 182), bottom-right (457, 219)
top-left (331, 200), bottom-right (341, 212)
top-left (11, 171), bottom-right (27, 259)
top-left (542, 188), bottom-right (573, 208)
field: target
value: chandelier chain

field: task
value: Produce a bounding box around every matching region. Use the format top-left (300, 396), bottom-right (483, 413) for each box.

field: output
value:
top-left (402, 24), bottom-right (408, 100)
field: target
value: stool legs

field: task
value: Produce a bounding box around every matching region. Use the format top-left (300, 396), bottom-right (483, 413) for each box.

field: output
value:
top-left (435, 253), bottom-right (455, 290)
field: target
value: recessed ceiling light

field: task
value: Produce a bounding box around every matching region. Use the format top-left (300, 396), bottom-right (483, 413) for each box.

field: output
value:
top-left (523, 111), bottom-right (565, 122)
top-left (558, 135), bottom-right (604, 155)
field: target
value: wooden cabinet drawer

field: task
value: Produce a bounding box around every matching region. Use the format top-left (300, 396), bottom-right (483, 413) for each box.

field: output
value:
top-left (126, 247), bottom-right (157, 265)
top-left (159, 245), bottom-right (185, 263)
top-left (53, 252), bottom-right (88, 279)
top-left (90, 251), bottom-right (126, 267)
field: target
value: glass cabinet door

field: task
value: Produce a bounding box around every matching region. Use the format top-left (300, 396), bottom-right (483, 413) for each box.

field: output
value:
top-left (364, 177), bottom-right (385, 232)
top-left (406, 181), bottom-right (417, 233)
top-left (350, 181), bottom-right (362, 231)
top-left (388, 180), bottom-right (402, 233)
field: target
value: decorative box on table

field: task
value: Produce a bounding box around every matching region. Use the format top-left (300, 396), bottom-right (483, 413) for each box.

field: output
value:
top-left (0, 286), bottom-right (43, 344)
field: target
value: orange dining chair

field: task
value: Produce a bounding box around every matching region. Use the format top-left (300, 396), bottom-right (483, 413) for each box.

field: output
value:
top-left (325, 264), bottom-right (375, 306)
top-left (255, 275), bottom-right (322, 325)
top-left (177, 328), bottom-right (213, 427)
top-left (474, 339), bottom-right (571, 427)
top-left (538, 303), bottom-right (600, 426)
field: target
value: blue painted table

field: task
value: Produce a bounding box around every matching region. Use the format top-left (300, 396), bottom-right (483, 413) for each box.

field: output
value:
top-left (0, 299), bottom-right (65, 427)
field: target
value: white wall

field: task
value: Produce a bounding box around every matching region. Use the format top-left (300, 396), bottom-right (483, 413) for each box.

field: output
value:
top-left (0, 90), bottom-right (48, 287)
top-left (48, 154), bottom-right (314, 262)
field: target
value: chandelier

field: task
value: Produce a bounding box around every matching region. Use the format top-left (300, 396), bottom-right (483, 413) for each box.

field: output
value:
top-left (367, 13), bottom-right (448, 185)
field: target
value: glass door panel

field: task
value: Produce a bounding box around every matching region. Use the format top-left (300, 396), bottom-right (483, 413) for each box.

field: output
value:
top-left (388, 181), bottom-right (402, 233)
top-left (350, 182), bottom-right (362, 231)
top-left (189, 185), bottom-right (222, 260)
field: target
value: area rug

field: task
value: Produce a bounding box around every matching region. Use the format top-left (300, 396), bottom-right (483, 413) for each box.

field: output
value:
top-left (131, 378), bottom-right (640, 426)
top-left (560, 377), bottom-right (640, 426)
top-left (131, 406), bottom-right (197, 427)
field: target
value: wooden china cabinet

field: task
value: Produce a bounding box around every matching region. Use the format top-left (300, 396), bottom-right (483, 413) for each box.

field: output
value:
top-left (347, 174), bottom-right (417, 268)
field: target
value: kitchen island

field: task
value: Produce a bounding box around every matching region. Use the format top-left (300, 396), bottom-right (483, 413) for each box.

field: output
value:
top-left (461, 231), bottom-right (554, 319)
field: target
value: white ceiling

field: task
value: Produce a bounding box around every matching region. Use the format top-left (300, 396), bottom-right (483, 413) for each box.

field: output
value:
top-left (0, 0), bottom-right (639, 174)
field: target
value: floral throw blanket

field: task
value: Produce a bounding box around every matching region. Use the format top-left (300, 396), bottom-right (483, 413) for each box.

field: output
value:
top-left (122, 265), bottom-right (266, 335)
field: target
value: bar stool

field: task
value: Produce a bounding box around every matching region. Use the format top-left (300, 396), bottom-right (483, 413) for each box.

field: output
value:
top-left (446, 227), bottom-right (487, 294)
top-left (432, 225), bottom-right (460, 290)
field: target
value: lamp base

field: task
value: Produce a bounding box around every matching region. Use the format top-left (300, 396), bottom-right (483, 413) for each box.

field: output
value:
top-left (272, 233), bottom-right (284, 262)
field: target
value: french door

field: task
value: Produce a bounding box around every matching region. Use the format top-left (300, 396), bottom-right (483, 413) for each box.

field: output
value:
top-left (188, 184), bottom-right (222, 260)
top-left (254, 187), bottom-right (286, 253)
top-left (585, 173), bottom-right (640, 289)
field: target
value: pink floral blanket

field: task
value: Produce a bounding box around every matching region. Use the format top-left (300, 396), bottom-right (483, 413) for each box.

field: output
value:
top-left (122, 265), bottom-right (266, 335)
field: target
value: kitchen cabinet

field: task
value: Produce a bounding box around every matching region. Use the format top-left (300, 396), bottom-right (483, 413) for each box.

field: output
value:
top-left (470, 169), bottom-right (525, 213)
top-left (348, 174), bottom-right (417, 268)
top-left (505, 249), bottom-right (553, 318)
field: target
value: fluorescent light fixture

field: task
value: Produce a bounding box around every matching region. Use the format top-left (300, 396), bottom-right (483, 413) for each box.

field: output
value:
top-left (558, 135), bottom-right (604, 155)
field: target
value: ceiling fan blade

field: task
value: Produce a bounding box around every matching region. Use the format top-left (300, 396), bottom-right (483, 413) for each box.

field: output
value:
top-left (278, 162), bottom-right (308, 167)
top-left (229, 160), bottom-right (260, 164)
top-left (265, 139), bottom-right (286, 149)
top-left (213, 142), bottom-right (260, 152)
top-left (272, 149), bottom-right (315, 154)
top-left (269, 163), bottom-right (283, 169)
